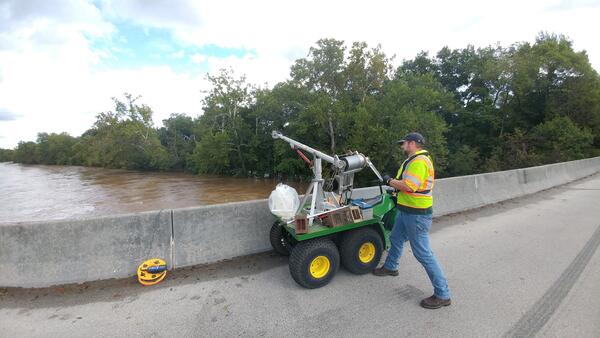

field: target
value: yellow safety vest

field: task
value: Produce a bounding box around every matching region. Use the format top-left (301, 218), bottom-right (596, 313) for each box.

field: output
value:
top-left (395, 150), bottom-right (434, 213)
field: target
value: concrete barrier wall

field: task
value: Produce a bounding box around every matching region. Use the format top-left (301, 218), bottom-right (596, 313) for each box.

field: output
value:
top-left (433, 156), bottom-right (600, 216)
top-left (1, 157), bottom-right (599, 287)
top-left (173, 200), bottom-right (273, 267)
top-left (0, 210), bottom-right (171, 288)
top-left (146, 155), bottom-right (600, 270)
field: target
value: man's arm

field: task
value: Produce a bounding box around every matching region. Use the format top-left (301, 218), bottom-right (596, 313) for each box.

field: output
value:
top-left (388, 178), bottom-right (414, 192)
top-left (385, 159), bottom-right (427, 192)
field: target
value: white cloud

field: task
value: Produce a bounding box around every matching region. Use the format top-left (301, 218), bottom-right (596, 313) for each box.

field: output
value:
top-left (169, 50), bottom-right (185, 59)
top-left (0, 0), bottom-right (113, 47)
top-left (98, 0), bottom-right (203, 29)
top-left (0, 0), bottom-right (206, 148)
top-left (0, 65), bottom-right (206, 148)
top-left (0, 0), bottom-right (114, 147)
top-left (190, 53), bottom-right (207, 64)
top-left (0, 109), bottom-right (19, 121)
top-left (91, 66), bottom-right (207, 124)
top-left (93, 0), bottom-right (600, 82)
top-left (202, 53), bottom-right (291, 88)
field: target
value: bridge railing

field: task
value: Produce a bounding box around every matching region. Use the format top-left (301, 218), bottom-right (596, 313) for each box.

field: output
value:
top-left (2, 156), bottom-right (599, 288)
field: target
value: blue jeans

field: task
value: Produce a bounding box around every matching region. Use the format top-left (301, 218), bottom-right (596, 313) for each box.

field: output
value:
top-left (383, 209), bottom-right (451, 300)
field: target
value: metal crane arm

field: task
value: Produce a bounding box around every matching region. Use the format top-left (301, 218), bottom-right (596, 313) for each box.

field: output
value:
top-left (271, 131), bottom-right (335, 164)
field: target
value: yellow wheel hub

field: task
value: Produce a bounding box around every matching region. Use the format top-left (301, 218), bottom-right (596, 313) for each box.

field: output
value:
top-left (358, 242), bottom-right (376, 263)
top-left (309, 256), bottom-right (331, 279)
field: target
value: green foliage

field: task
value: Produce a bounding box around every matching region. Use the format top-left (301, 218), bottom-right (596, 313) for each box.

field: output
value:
top-left (74, 94), bottom-right (173, 170)
top-left (479, 116), bottom-right (593, 171)
top-left (486, 129), bottom-right (542, 170)
top-left (396, 33), bottom-right (600, 175)
top-left (7, 34), bottom-right (600, 184)
top-left (158, 113), bottom-right (196, 170)
top-left (187, 68), bottom-right (256, 175)
top-left (376, 72), bottom-right (452, 175)
top-left (35, 132), bottom-right (78, 165)
top-left (446, 145), bottom-right (480, 176)
top-left (188, 132), bottom-right (230, 174)
top-left (290, 38), bottom-right (348, 154)
top-left (252, 83), bottom-right (313, 178)
top-left (508, 34), bottom-right (600, 136)
top-left (14, 141), bottom-right (38, 164)
top-left (529, 116), bottom-right (594, 162)
top-left (0, 148), bottom-right (15, 162)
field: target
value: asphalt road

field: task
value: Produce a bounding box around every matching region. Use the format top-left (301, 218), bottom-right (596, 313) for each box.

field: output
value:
top-left (2, 173), bottom-right (600, 337)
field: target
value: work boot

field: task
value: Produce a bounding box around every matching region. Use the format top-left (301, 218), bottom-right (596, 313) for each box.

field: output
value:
top-left (372, 266), bottom-right (399, 276)
top-left (420, 295), bottom-right (451, 309)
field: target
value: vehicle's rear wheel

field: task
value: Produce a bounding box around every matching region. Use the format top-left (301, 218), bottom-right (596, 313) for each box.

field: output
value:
top-left (340, 227), bottom-right (383, 274)
top-left (270, 222), bottom-right (290, 256)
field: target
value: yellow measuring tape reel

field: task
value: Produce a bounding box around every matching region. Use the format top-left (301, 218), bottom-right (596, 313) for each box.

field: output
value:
top-left (137, 258), bottom-right (167, 286)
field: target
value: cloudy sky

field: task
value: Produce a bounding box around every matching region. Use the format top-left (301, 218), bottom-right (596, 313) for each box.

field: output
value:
top-left (1, 0), bottom-right (599, 148)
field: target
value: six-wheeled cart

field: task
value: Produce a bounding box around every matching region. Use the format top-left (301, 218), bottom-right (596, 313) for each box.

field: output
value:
top-left (268, 131), bottom-right (398, 288)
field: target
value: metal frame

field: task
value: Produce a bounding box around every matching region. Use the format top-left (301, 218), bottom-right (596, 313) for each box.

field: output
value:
top-left (271, 130), bottom-right (384, 226)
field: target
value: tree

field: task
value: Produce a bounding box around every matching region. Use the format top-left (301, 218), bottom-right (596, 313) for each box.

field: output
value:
top-left (344, 42), bottom-right (393, 104)
top-left (488, 129), bottom-right (541, 170)
top-left (34, 132), bottom-right (78, 165)
top-left (7, 35), bottom-right (600, 181)
top-left (285, 40), bottom-right (400, 181)
top-left (397, 34), bottom-right (600, 175)
top-left (75, 93), bottom-right (172, 170)
top-left (291, 38), bottom-right (347, 154)
top-left (195, 69), bottom-right (255, 175)
top-left (343, 42), bottom-right (395, 181)
top-left (188, 132), bottom-right (230, 174)
top-left (158, 113), bottom-right (196, 170)
top-left (250, 83), bottom-right (312, 177)
top-left (529, 115), bottom-right (594, 163)
top-left (446, 145), bottom-right (480, 176)
top-left (0, 148), bottom-right (15, 162)
top-left (13, 141), bottom-right (38, 164)
top-left (377, 72), bottom-right (452, 176)
top-left (509, 34), bottom-right (600, 145)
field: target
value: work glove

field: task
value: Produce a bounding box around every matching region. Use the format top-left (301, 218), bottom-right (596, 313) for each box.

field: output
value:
top-left (382, 174), bottom-right (392, 185)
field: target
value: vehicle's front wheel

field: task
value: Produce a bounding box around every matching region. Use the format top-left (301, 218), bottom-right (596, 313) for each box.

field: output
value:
top-left (289, 239), bottom-right (339, 289)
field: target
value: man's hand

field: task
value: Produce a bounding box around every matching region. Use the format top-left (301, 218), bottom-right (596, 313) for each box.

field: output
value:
top-left (382, 174), bottom-right (392, 185)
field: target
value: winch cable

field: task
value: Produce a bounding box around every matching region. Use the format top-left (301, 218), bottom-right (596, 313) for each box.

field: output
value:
top-left (137, 258), bottom-right (168, 286)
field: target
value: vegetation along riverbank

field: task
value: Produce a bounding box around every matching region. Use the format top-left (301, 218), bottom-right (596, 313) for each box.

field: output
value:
top-left (1, 34), bottom-right (599, 186)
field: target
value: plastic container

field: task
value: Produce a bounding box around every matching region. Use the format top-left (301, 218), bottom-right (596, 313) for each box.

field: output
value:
top-left (268, 184), bottom-right (300, 220)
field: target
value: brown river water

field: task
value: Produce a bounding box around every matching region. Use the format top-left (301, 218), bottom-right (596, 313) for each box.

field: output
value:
top-left (0, 163), bottom-right (307, 224)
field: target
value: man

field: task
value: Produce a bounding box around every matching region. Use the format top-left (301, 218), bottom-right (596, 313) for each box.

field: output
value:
top-left (373, 132), bottom-right (451, 309)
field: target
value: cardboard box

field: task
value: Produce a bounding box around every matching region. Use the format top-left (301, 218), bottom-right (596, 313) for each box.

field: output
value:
top-left (350, 206), bottom-right (363, 222)
top-left (323, 208), bottom-right (354, 227)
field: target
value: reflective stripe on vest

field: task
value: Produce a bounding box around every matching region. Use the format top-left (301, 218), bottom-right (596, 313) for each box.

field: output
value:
top-left (395, 150), bottom-right (434, 209)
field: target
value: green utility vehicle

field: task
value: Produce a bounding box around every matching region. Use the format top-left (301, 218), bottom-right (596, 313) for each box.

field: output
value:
top-left (268, 131), bottom-right (397, 289)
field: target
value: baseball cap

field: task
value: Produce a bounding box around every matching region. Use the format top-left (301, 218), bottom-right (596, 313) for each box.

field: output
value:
top-left (397, 132), bottom-right (425, 145)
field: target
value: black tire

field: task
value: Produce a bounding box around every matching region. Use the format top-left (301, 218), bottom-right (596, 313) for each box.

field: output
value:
top-left (289, 239), bottom-right (339, 289)
top-left (340, 227), bottom-right (383, 274)
top-left (270, 222), bottom-right (290, 256)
